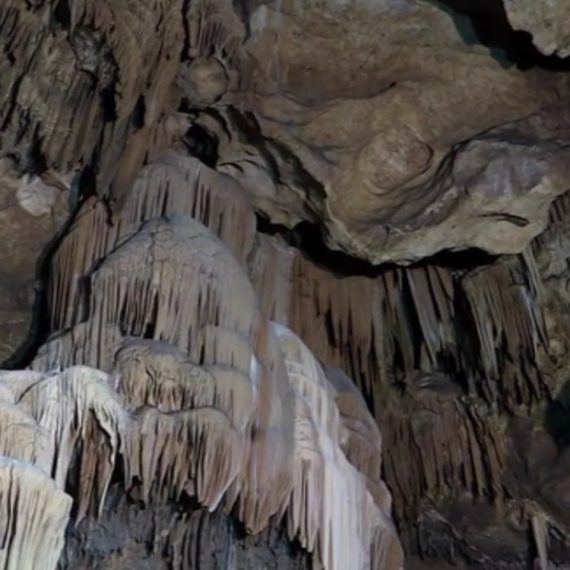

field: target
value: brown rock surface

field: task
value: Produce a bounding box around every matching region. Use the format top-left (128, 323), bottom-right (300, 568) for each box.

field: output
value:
top-left (0, 158), bottom-right (68, 363)
top-left (226, 0), bottom-right (570, 262)
top-left (3, 1), bottom-right (570, 570)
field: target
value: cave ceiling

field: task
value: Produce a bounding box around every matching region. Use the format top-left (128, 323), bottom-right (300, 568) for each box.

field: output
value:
top-left (2, 0), bottom-right (570, 264)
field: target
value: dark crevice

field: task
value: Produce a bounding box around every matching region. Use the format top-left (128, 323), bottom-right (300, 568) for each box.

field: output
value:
top-left (23, 137), bottom-right (47, 176)
top-left (100, 86), bottom-right (117, 122)
top-left (141, 299), bottom-right (159, 339)
top-left (182, 123), bottom-right (219, 168)
top-left (50, 0), bottom-right (71, 31)
top-left (71, 164), bottom-right (97, 210)
top-left (181, 0), bottom-right (191, 62)
top-left (255, 212), bottom-right (498, 278)
top-left (427, 0), bottom-right (570, 71)
top-left (209, 106), bottom-right (326, 216)
top-left (132, 95), bottom-right (146, 131)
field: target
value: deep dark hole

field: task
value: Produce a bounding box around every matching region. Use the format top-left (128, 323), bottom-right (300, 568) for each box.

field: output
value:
top-left (74, 164), bottom-right (98, 207)
top-left (182, 124), bottom-right (219, 168)
top-left (181, 0), bottom-right (191, 62)
top-left (51, 0), bottom-right (71, 31)
top-left (132, 96), bottom-right (146, 131)
top-left (141, 299), bottom-right (159, 339)
top-left (101, 86), bottom-right (118, 122)
top-left (24, 138), bottom-right (47, 176)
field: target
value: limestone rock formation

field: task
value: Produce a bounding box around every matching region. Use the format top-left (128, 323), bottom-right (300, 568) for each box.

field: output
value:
top-left (503, 0), bottom-right (570, 57)
top-left (2, 1), bottom-right (570, 569)
top-left (0, 151), bottom-right (403, 570)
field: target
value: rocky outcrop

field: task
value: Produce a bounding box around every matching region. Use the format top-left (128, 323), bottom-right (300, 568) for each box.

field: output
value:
top-left (0, 158), bottom-right (68, 363)
top-left (231, 0), bottom-right (570, 263)
top-left (3, 1), bottom-right (570, 264)
top-left (504, 0), bottom-right (570, 57)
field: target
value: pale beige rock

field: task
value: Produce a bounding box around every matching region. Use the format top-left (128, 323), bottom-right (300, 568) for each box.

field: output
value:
top-left (16, 176), bottom-right (58, 217)
top-left (179, 57), bottom-right (229, 106)
top-left (3, 0), bottom-right (570, 264)
top-left (503, 0), bottom-right (570, 57)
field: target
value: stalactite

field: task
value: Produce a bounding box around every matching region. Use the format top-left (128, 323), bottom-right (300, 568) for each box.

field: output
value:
top-left (323, 363), bottom-right (391, 512)
top-left (23, 123), bottom-right (562, 569)
top-left (461, 253), bottom-right (548, 404)
top-left (48, 153), bottom-right (256, 330)
top-left (4, 1), bottom-right (570, 568)
top-left (250, 232), bottom-right (548, 412)
top-left (24, 150), bottom-right (403, 569)
top-left (32, 321), bottom-right (123, 371)
top-left (248, 233), bottom-right (296, 324)
top-left (0, 400), bottom-right (52, 473)
top-left (381, 384), bottom-right (506, 537)
top-left (186, 0), bottom-right (245, 67)
top-left (3, 367), bottom-right (127, 522)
